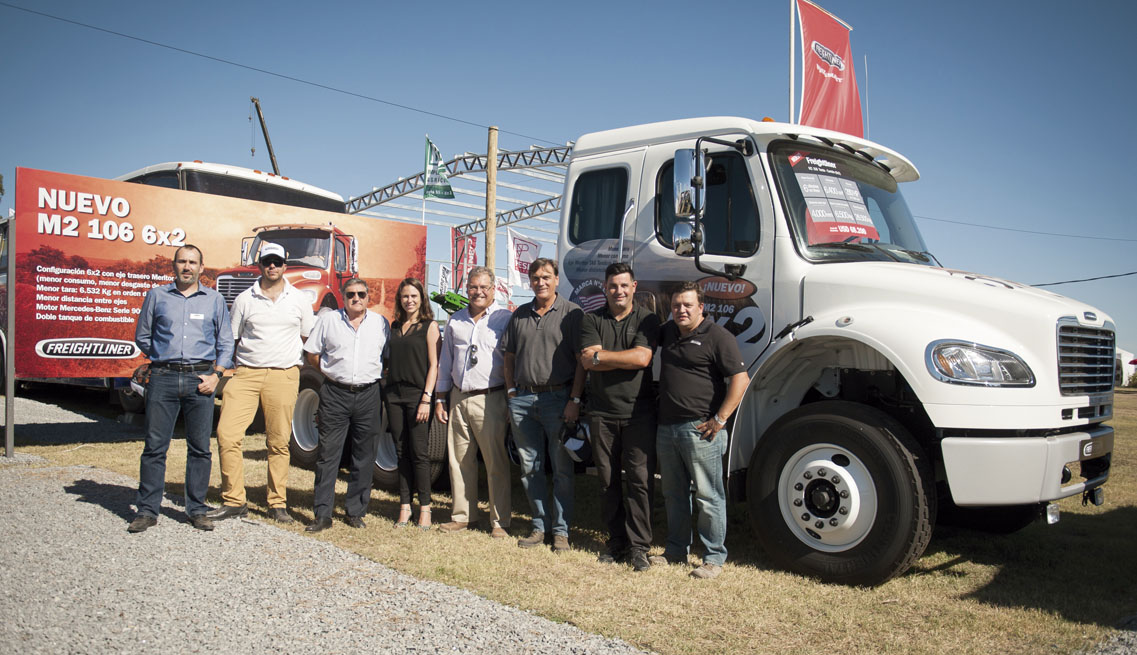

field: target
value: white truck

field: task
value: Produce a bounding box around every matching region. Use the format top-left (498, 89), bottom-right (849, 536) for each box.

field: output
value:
top-left (556, 117), bottom-right (1115, 585)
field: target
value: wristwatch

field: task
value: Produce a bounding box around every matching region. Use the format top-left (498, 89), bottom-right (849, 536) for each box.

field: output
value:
top-left (571, 396), bottom-right (582, 404)
top-left (592, 351), bottom-right (600, 366)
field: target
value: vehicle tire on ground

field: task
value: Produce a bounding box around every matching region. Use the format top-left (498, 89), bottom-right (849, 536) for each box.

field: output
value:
top-left (747, 400), bottom-right (935, 587)
top-left (372, 410), bottom-right (399, 491)
top-left (115, 388), bottom-right (146, 414)
top-left (936, 500), bottom-right (1044, 534)
top-left (427, 416), bottom-right (449, 489)
top-left (289, 367), bottom-right (323, 468)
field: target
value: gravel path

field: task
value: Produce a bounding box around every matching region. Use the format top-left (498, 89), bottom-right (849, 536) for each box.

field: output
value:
top-left (0, 461), bottom-right (650, 654)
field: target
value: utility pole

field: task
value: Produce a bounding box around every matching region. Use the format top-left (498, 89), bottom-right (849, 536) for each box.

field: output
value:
top-left (484, 126), bottom-right (498, 273)
top-left (250, 97), bottom-right (280, 176)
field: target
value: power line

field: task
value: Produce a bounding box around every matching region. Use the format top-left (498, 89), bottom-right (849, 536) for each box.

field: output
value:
top-left (0, 1), bottom-right (562, 147)
top-left (1032, 270), bottom-right (1137, 287)
top-left (914, 214), bottom-right (1137, 243)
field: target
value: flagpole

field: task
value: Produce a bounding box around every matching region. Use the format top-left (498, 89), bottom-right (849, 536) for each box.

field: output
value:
top-left (789, 0), bottom-right (795, 123)
top-left (864, 55), bottom-right (870, 140)
top-left (421, 134), bottom-right (428, 226)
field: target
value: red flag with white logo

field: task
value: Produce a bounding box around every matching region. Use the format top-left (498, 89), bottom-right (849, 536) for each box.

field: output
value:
top-left (797, 0), bottom-right (863, 137)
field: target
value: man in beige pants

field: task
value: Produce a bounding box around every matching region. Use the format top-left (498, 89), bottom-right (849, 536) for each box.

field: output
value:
top-left (208, 243), bottom-right (314, 523)
top-left (434, 267), bottom-right (513, 537)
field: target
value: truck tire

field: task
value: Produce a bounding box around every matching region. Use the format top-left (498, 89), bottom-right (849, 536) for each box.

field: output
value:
top-left (747, 401), bottom-right (935, 586)
top-left (937, 501), bottom-right (1044, 534)
top-left (372, 411), bottom-right (400, 491)
top-left (116, 388), bottom-right (146, 414)
top-left (289, 367), bottom-right (324, 468)
top-left (427, 416), bottom-right (449, 489)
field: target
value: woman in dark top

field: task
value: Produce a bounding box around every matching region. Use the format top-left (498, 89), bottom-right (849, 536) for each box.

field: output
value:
top-left (384, 278), bottom-right (440, 529)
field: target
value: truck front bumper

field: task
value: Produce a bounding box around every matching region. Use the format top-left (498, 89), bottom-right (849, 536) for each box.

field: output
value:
top-left (941, 424), bottom-right (1113, 506)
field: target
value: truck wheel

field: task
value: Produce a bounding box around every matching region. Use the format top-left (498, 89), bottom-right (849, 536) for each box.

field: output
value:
top-left (747, 400), bottom-right (935, 586)
top-left (937, 501), bottom-right (1044, 534)
top-left (428, 416), bottom-right (449, 489)
top-left (372, 411), bottom-right (400, 491)
top-left (116, 388), bottom-right (145, 414)
top-left (289, 368), bottom-right (323, 468)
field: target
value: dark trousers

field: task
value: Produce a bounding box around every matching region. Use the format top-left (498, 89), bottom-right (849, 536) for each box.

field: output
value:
top-left (385, 399), bottom-right (432, 507)
top-left (313, 383), bottom-right (380, 519)
top-left (590, 413), bottom-right (656, 553)
top-left (137, 368), bottom-right (216, 517)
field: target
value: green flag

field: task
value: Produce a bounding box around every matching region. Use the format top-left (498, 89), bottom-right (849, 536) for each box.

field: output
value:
top-left (424, 136), bottom-right (454, 199)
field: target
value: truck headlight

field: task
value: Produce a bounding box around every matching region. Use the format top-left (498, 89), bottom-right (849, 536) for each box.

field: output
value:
top-left (925, 340), bottom-right (1035, 387)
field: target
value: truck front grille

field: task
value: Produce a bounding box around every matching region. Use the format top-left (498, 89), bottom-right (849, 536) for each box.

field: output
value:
top-left (215, 276), bottom-right (255, 307)
top-left (1057, 323), bottom-right (1114, 395)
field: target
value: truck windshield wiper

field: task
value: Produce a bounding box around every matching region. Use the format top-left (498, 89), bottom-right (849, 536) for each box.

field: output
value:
top-left (812, 240), bottom-right (902, 262)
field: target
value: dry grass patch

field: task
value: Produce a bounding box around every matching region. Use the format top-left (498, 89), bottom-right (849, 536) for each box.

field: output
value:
top-left (12, 388), bottom-right (1137, 655)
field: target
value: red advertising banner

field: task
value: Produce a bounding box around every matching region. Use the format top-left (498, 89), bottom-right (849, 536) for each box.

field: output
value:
top-left (13, 167), bottom-right (426, 379)
top-left (797, 0), bottom-right (863, 137)
top-left (450, 228), bottom-right (477, 290)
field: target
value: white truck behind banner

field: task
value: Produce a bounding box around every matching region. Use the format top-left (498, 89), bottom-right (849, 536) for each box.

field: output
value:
top-left (556, 117), bottom-right (1114, 586)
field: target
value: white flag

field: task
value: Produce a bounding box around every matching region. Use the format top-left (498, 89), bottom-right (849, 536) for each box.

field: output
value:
top-left (438, 263), bottom-right (452, 294)
top-left (424, 136), bottom-right (454, 199)
top-left (507, 228), bottom-right (541, 289)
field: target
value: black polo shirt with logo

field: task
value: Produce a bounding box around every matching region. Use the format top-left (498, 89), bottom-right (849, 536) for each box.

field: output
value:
top-left (579, 304), bottom-right (661, 419)
top-left (658, 318), bottom-right (746, 425)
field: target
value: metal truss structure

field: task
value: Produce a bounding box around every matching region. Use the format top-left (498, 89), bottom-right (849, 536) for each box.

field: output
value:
top-left (346, 145), bottom-right (571, 243)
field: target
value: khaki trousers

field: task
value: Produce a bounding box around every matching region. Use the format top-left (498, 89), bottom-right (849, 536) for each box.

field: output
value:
top-left (447, 388), bottom-right (511, 527)
top-left (216, 366), bottom-right (300, 508)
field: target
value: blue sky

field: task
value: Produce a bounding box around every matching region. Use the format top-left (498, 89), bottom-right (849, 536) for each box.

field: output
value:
top-left (2, 0), bottom-right (1135, 352)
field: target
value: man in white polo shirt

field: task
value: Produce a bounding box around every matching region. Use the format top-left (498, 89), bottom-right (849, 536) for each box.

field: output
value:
top-left (208, 242), bottom-right (315, 523)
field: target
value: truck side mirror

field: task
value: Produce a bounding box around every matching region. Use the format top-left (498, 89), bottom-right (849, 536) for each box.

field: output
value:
top-left (673, 148), bottom-right (706, 219)
top-left (350, 238), bottom-right (358, 275)
top-left (241, 237), bottom-right (252, 266)
top-left (672, 220), bottom-right (697, 257)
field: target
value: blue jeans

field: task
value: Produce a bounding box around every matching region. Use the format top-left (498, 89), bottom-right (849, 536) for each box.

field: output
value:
top-left (507, 388), bottom-right (574, 537)
top-left (657, 420), bottom-right (728, 566)
top-left (137, 368), bottom-right (217, 518)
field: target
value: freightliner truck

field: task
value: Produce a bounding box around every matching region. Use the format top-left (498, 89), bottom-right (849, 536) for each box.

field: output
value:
top-left (556, 117), bottom-right (1114, 585)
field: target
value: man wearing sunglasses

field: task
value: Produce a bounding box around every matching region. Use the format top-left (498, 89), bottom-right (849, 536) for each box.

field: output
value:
top-left (303, 278), bottom-right (390, 531)
top-left (210, 242), bottom-right (315, 524)
top-left (435, 266), bottom-right (513, 537)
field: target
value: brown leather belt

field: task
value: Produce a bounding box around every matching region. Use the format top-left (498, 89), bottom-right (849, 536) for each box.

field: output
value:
top-left (326, 379), bottom-right (379, 393)
top-left (520, 382), bottom-right (569, 393)
top-left (463, 385), bottom-right (504, 396)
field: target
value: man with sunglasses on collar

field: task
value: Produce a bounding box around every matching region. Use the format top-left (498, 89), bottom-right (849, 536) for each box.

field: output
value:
top-left (209, 243), bottom-right (315, 524)
top-left (303, 278), bottom-right (389, 531)
top-left (434, 266), bottom-right (513, 537)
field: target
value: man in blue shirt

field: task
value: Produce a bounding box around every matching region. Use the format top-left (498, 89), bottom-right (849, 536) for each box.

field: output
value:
top-left (129, 245), bottom-right (234, 533)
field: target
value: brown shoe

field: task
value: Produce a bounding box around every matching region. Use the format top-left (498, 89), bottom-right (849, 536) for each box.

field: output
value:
top-left (690, 563), bottom-right (723, 579)
top-left (553, 535), bottom-right (570, 552)
top-left (517, 529), bottom-right (545, 548)
top-left (438, 521), bottom-right (468, 533)
top-left (491, 526), bottom-right (509, 539)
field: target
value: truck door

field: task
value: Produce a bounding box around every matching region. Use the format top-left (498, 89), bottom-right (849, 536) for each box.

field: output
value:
top-left (559, 149), bottom-right (646, 312)
top-left (633, 142), bottom-right (775, 367)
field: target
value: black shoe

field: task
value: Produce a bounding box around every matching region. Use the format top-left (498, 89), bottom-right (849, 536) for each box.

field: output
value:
top-left (345, 516), bottom-right (366, 529)
top-left (188, 514), bottom-right (215, 531)
top-left (630, 549), bottom-right (651, 572)
top-left (205, 504), bottom-right (248, 520)
top-left (270, 508), bottom-right (294, 524)
top-left (305, 517), bottom-right (333, 532)
top-left (597, 549), bottom-right (628, 564)
top-left (127, 515), bottom-right (157, 533)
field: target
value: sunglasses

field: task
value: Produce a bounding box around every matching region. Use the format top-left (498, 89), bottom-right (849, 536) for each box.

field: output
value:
top-left (344, 290), bottom-right (368, 299)
top-left (466, 343), bottom-right (478, 368)
top-left (260, 258), bottom-right (285, 268)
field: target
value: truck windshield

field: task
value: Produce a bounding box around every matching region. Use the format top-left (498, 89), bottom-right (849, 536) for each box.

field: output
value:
top-left (185, 171), bottom-right (346, 214)
top-left (770, 142), bottom-right (935, 265)
top-left (250, 230), bottom-right (331, 268)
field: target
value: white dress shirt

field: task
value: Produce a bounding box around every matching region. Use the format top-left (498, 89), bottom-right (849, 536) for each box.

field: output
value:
top-left (303, 309), bottom-right (389, 385)
top-left (436, 304), bottom-right (511, 394)
top-left (230, 279), bottom-right (315, 368)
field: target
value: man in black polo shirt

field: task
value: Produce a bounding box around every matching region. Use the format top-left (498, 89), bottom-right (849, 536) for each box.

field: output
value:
top-left (580, 262), bottom-right (661, 571)
top-left (654, 281), bottom-right (749, 579)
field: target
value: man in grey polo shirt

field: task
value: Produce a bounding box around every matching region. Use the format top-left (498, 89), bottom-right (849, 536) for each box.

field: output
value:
top-left (502, 257), bottom-right (586, 552)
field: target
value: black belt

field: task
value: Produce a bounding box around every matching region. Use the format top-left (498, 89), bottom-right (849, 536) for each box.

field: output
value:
top-left (463, 385), bottom-right (504, 396)
top-left (520, 382), bottom-right (569, 393)
top-left (326, 379), bottom-right (379, 393)
top-left (152, 361), bottom-right (213, 372)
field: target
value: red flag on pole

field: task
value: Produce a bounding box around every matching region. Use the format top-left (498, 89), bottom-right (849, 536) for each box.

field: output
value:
top-left (796, 0), bottom-right (863, 137)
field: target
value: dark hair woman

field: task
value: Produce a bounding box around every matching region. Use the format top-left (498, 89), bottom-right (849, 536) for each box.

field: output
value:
top-left (385, 277), bottom-right (440, 529)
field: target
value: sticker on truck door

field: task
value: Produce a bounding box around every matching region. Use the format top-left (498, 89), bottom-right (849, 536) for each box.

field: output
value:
top-left (790, 152), bottom-right (880, 244)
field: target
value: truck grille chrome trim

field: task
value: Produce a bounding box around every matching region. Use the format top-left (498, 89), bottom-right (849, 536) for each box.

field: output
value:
top-left (215, 276), bottom-right (256, 306)
top-left (1056, 322), bottom-right (1114, 395)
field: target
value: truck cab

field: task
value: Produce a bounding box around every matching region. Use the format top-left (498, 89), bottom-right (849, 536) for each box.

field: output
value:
top-left (557, 117), bottom-right (1114, 585)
